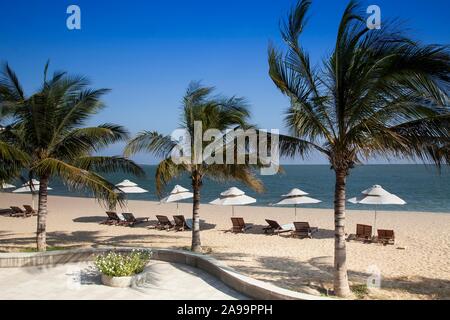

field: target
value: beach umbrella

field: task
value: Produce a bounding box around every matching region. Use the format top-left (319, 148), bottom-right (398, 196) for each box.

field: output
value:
top-left (160, 185), bottom-right (193, 215)
top-left (12, 179), bottom-right (53, 209)
top-left (209, 187), bottom-right (256, 216)
top-left (114, 179), bottom-right (148, 211)
top-left (1, 183), bottom-right (15, 189)
top-left (348, 185), bottom-right (406, 230)
top-left (274, 188), bottom-right (321, 219)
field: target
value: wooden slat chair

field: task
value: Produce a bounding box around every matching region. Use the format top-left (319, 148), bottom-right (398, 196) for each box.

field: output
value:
top-left (10, 206), bottom-right (28, 218)
top-left (23, 205), bottom-right (37, 216)
top-left (263, 219), bottom-right (291, 235)
top-left (121, 212), bottom-right (149, 227)
top-left (230, 217), bottom-right (252, 233)
top-left (377, 229), bottom-right (395, 245)
top-left (291, 222), bottom-right (319, 239)
top-left (101, 211), bottom-right (121, 225)
top-left (173, 215), bottom-right (191, 231)
top-left (155, 215), bottom-right (175, 230)
top-left (355, 224), bottom-right (373, 242)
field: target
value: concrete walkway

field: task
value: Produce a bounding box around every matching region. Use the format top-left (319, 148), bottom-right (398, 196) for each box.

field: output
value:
top-left (0, 260), bottom-right (248, 300)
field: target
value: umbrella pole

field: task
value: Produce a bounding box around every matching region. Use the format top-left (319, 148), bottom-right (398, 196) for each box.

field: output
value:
top-left (177, 202), bottom-right (179, 215)
top-left (32, 193), bottom-right (36, 210)
top-left (232, 206), bottom-right (234, 217)
top-left (374, 205), bottom-right (377, 231)
top-left (294, 205), bottom-right (297, 220)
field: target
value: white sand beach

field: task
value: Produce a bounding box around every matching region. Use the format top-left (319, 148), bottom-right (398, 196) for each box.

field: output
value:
top-left (1, 193), bottom-right (449, 300)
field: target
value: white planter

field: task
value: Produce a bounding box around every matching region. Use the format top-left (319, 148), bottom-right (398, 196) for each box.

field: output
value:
top-left (101, 274), bottom-right (134, 288)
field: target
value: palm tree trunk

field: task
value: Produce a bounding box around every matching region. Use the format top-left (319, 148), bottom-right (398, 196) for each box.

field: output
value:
top-left (191, 173), bottom-right (202, 252)
top-left (36, 176), bottom-right (49, 252)
top-left (333, 168), bottom-right (351, 297)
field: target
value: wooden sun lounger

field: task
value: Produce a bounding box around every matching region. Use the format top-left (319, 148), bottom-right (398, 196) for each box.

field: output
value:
top-left (173, 215), bottom-right (191, 231)
top-left (120, 212), bottom-right (149, 227)
top-left (376, 229), bottom-right (395, 245)
top-left (155, 215), bottom-right (175, 230)
top-left (263, 219), bottom-right (291, 235)
top-left (291, 222), bottom-right (318, 239)
top-left (354, 224), bottom-right (373, 242)
top-left (230, 217), bottom-right (252, 233)
top-left (10, 206), bottom-right (30, 218)
top-left (23, 205), bottom-right (37, 216)
top-left (101, 211), bottom-right (121, 225)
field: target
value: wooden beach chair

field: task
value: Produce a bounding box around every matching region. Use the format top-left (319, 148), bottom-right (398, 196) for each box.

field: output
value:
top-left (23, 205), bottom-right (37, 216)
top-left (355, 224), bottom-right (373, 242)
top-left (291, 222), bottom-right (318, 239)
top-left (101, 211), bottom-right (121, 225)
top-left (10, 206), bottom-right (28, 218)
top-left (155, 215), bottom-right (175, 230)
top-left (377, 229), bottom-right (395, 245)
top-left (230, 217), bottom-right (252, 233)
top-left (120, 212), bottom-right (149, 227)
top-left (263, 219), bottom-right (291, 235)
top-left (173, 215), bottom-right (191, 231)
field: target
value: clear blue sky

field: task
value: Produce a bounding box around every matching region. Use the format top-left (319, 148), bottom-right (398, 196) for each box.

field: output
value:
top-left (1, 0), bottom-right (449, 164)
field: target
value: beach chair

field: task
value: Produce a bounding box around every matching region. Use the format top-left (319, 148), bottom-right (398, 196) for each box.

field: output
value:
top-left (355, 224), bottom-right (373, 242)
top-left (230, 217), bottom-right (252, 233)
top-left (263, 219), bottom-right (292, 235)
top-left (291, 222), bottom-right (318, 239)
top-left (10, 206), bottom-right (28, 218)
top-left (155, 215), bottom-right (175, 230)
top-left (101, 211), bottom-right (121, 225)
top-left (173, 215), bottom-right (191, 231)
top-left (23, 205), bottom-right (37, 216)
top-left (120, 212), bottom-right (149, 227)
top-left (377, 229), bottom-right (395, 245)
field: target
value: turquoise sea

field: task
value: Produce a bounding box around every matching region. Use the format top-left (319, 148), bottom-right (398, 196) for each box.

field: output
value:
top-left (5, 165), bottom-right (450, 213)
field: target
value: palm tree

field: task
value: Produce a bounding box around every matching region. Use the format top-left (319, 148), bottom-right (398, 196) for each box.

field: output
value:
top-left (0, 63), bottom-right (144, 251)
top-left (269, 0), bottom-right (450, 297)
top-left (125, 82), bottom-right (264, 252)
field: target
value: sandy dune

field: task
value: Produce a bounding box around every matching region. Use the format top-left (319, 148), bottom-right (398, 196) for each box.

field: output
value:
top-left (1, 193), bottom-right (449, 299)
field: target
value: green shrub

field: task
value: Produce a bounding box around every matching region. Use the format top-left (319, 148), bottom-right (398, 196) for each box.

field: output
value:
top-left (94, 250), bottom-right (151, 277)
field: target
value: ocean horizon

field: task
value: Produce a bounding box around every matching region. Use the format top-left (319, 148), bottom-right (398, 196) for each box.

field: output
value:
top-left (5, 164), bottom-right (450, 213)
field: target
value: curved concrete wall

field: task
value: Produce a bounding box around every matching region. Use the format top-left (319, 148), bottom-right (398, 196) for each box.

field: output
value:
top-left (0, 247), bottom-right (332, 300)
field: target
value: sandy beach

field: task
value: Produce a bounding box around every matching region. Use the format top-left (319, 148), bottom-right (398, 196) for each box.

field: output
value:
top-left (0, 193), bottom-right (449, 300)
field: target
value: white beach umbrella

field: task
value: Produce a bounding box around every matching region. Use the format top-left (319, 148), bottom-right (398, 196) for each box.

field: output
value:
top-left (114, 179), bottom-right (148, 211)
top-left (1, 183), bottom-right (15, 189)
top-left (274, 188), bottom-right (322, 218)
top-left (12, 179), bottom-right (53, 209)
top-left (209, 187), bottom-right (256, 216)
top-left (160, 185), bottom-right (193, 215)
top-left (348, 185), bottom-right (406, 230)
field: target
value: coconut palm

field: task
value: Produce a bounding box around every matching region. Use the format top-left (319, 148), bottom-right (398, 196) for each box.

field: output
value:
top-left (0, 63), bottom-right (144, 251)
top-left (269, 0), bottom-right (450, 297)
top-left (125, 82), bottom-right (264, 252)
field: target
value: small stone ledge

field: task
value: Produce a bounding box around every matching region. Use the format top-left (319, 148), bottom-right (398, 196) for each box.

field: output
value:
top-left (0, 247), bottom-right (332, 300)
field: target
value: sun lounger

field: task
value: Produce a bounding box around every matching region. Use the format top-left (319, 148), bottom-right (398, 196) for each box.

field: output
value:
top-left (120, 212), bottom-right (149, 227)
top-left (155, 215), bottom-right (175, 230)
top-left (376, 229), bottom-right (395, 245)
top-left (10, 206), bottom-right (29, 218)
top-left (0, 208), bottom-right (13, 215)
top-left (291, 222), bottom-right (318, 239)
top-left (263, 219), bottom-right (292, 235)
top-left (23, 205), bottom-right (37, 216)
top-left (173, 215), bottom-right (191, 231)
top-left (230, 217), bottom-right (252, 233)
top-left (356, 224), bottom-right (373, 242)
top-left (101, 211), bottom-right (121, 225)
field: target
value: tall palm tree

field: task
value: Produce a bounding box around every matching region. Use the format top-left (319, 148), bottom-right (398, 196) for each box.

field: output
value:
top-left (125, 82), bottom-right (264, 252)
top-left (0, 63), bottom-right (144, 251)
top-left (269, 0), bottom-right (450, 297)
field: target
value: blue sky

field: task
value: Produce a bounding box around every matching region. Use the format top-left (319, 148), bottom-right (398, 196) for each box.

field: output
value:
top-left (1, 0), bottom-right (449, 164)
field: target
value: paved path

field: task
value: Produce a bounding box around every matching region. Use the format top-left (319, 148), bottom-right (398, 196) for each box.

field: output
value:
top-left (0, 260), bottom-right (248, 300)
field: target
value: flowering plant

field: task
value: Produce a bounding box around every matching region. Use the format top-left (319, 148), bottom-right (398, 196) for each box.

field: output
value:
top-left (94, 250), bottom-right (151, 277)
